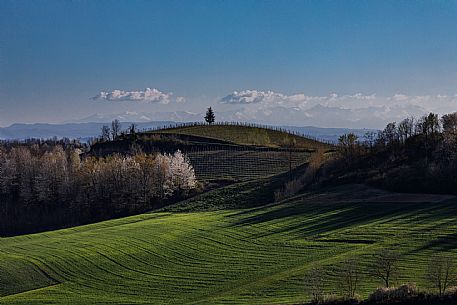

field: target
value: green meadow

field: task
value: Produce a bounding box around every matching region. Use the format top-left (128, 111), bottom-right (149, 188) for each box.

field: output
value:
top-left (1, 185), bottom-right (456, 304)
top-left (155, 124), bottom-right (326, 150)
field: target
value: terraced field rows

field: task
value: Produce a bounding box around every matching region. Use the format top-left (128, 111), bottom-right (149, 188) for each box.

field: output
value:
top-left (187, 150), bottom-right (310, 181)
top-left (1, 187), bottom-right (457, 304)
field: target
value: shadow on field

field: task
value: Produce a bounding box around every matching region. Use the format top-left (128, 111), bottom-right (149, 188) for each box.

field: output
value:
top-left (227, 187), bottom-right (457, 244)
top-left (414, 234), bottom-right (457, 251)
top-left (410, 217), bottom-right (457, 252)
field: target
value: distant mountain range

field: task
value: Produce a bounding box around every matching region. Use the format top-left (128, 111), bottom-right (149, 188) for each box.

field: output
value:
top-left (0, 120), bottom-right (376, 143)
top-left (279, 125), bottom-right (377, 143)
top-left (0, 122), bottom-right (176, 142)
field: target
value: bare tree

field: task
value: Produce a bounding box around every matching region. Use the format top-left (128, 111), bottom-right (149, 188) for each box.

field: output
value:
top-left (111, 119), bottom-right (122, 140)
top-left (305, 266), bottom-right (325, 303)
top-left (382, 122), bottom-right (398, 146)
top-left (338, 133), bottom-right (359, 165)
top-left (363, 131), bottom-right (377, 149)
top-left (370, 249), bottom-right (400, 288)
top-left (426, 112), bottom-right (441, 135)
top-left (426, 254), bottom-right (456, 296)
top-left (416, 113), bottom-right (441, 163)
top-left (134, 154), bottom-right (156, 204)
top-left (339, 258), bottom-right (360, 299)
top-left (442, 112), bottom-right (457, 143)
top-left (398, 117), bottom-right (415, 144)
top-left (101, 125), bottom-right (111, 141)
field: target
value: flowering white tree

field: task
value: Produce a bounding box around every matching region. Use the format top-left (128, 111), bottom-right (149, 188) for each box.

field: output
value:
top-left (169, 150), bottom-right (197, 195)
top-left (154, 153), bottom-right (173, 198)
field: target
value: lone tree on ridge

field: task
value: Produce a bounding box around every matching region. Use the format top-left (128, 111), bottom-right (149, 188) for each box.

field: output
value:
top-left (205, 107), bottom-right (215, 125)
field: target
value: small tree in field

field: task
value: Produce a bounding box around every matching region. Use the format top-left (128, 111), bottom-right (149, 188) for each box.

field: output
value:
top-left (370, 249), bottom-right (400, 288)
top-left (305, 266), bottom-right (325, 303)
top-left (339, 258), bottom-right (361, 299)
top-left (205, 107), bottom-right (215, 125)
top-left (426, 254), bottom-right (456, 296)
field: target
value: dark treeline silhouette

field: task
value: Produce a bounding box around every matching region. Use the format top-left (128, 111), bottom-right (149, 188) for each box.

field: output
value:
top-left (0, 137), bottom-right (88, 150)
top-left (0, 141), bottom-right (199, 236)
top-left (333, 111), bottom-right (457, 194)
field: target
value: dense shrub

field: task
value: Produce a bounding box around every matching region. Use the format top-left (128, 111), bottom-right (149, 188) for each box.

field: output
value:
top-left (368, 283), bottom-right (418, 303)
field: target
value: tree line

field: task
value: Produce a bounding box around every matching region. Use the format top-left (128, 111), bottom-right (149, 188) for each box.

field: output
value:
top-left (0, 142), bottom-right (199, 235)
top-left (305, 250), bottom-right (457, 304)
top-left (335, 111), bottom-right (457, 194)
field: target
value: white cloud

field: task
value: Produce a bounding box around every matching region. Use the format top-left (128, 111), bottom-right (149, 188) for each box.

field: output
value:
top-left (93, 88), bottom-right (173, 104)
top-left (220, 90), bottom-right (283, 104)
top-left (219, 89), bottom-right (457, 128)
top-left (220, 90), bottom-right (380, 109)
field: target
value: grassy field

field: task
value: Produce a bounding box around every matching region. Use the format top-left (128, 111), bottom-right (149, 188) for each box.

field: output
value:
top-left (1, 184), bottom-right (457, 304)
top-left (154, 124), bottom-right (328, 150)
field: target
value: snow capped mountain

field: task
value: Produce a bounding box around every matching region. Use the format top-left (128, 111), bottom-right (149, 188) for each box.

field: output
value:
top-left (1, 109), bottom-right (377, 142)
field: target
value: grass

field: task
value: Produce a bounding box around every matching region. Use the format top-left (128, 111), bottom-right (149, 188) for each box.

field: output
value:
top-left (153, 124), bottom-right (327, 150)
top-left (1, 184), bottom-right (457, 304)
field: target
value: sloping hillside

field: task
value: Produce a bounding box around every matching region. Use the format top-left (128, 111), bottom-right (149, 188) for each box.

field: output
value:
top-left (153, 124), bottom-right (328, 149)
top-left (1, 184), bottom-right (456, 304)
top-left (90, 124), bottom-right (330, 181)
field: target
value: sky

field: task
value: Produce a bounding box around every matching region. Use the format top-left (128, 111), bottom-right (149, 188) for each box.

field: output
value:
top-left (1, 0), bottom-right (457, 128)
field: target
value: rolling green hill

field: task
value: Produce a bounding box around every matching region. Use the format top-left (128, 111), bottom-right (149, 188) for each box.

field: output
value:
top-left (1, 184), bottom-right (456, 304)
top-left (152, 124), bottom-right (327, 150)
top-left (91, 124), bottom-right (330, 182)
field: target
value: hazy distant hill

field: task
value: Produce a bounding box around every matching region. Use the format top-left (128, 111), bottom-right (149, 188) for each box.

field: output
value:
top-left (0, 122), bottom-right (175, 141)
top-left (280, 125), bottom-right (377, 143)
top-left (0, 121), bottom-right (376, 142)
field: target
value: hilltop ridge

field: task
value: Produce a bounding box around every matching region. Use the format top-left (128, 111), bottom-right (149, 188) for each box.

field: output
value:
top-left (149, 123), bottom-right (329, 149)
top-left (90, 123), bottom-right (332, 182)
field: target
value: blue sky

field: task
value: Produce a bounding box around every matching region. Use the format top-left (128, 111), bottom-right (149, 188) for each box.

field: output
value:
top-left (1, 0), bottom-right (457, 127)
